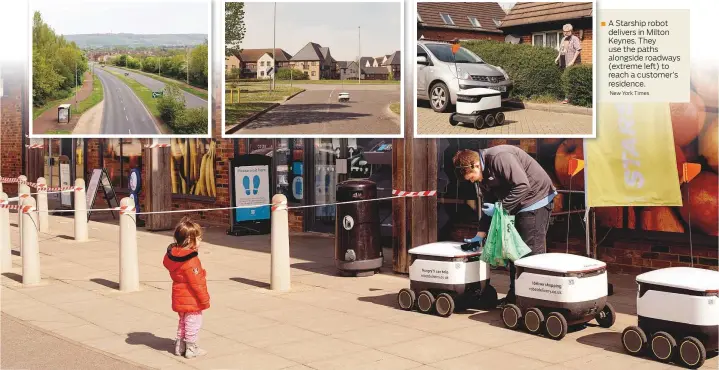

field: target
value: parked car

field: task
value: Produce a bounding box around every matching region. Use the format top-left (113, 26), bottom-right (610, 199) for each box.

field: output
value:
top-left (417, 40), bottom-right (513, 113)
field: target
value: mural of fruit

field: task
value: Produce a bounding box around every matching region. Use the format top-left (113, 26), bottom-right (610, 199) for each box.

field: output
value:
top-left (595, 207), bottom-right (636, 229)
top-left (683, 142), bottom-right (699, 163)
top-left (699, 118), bottom-right (718, 172)
top-left (554, 139), bottom-right (584, 190)
top-left (691, 65), bottom-right (718, 109)
top-left (679, 171), bottom-right (718, 236)
top-left (670, 93), bottom-right (707, 147)
top-left (549, 176), bottom-right (565, 213)
top-left (640, 206), bottom-right (685, 233)
top-left (674, 145), bottom-right (687, 180)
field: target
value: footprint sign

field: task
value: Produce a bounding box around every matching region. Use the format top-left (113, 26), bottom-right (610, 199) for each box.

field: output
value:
top-left (234, 165), bottom-right (270, 222)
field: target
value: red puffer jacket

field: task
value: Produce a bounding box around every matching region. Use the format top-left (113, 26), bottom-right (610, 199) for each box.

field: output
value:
top-left (163, 244), bottom-right (210, 312)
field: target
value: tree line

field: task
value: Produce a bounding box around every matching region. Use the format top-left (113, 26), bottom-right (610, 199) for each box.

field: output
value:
top-left (32, 11), bottom-right (88, 107)
top-left (109, 43), bottom-right (208, 88)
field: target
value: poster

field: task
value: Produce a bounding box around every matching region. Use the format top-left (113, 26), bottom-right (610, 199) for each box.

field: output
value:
top-left (59, 163), bottom-right (71, 206)
top-left (234, 165), bottom-right (270, 222)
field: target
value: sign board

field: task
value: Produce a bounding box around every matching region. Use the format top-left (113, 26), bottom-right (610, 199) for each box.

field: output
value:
top-left (266, 67), bottom-right (274, 76)
top-left (152, 91), bottom-right (163, 98)
top-left (59, 163), bottom-right (72, 207)
top-left (228, 155), bottom-right (273, 236)
top-left (86, 168), bottom-right (119, 220)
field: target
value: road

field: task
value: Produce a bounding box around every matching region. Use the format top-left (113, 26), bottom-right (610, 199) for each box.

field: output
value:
top-left (93, 66), bottom-right (160, 135)
top-left (234, 83), bottom-right (401, 135)
top-left (105, 65), bottom-right (207, 109)
top-left (1, 313), bottom-right (150, 370)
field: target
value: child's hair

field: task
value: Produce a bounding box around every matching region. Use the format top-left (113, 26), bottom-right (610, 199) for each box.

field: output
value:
top-left (174, 216), bottom-right (203, 250)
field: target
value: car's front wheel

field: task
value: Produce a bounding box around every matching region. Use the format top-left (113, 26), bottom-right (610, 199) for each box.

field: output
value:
top-left (429, 82), bottom-right (450, 113)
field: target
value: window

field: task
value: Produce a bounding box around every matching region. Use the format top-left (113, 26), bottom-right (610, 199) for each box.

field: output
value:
top-left (439, 13), bottom-right (454, 25)
top-left (101, 139), bottom-right (143, 190)
top-left (312, 71), bottom-right (316, 76)
top-left (468, 16), bottom-right (482, 28)
top-left (170, 139), bottom-right (216, 197)
top-left (261, 71), bottom-right (265, 76)
top-left (275, 139), bottom-right (304, 203)
top-left (532, 31), bottom-right (563, 50)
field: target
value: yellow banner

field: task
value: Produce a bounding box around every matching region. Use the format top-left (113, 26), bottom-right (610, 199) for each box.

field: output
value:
top-left (585, 103), bottom-right (683, 207)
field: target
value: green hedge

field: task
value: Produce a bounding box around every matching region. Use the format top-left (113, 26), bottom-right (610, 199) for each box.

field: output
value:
top-left (461, 40), bottom-right (563, 100)
top-left (275, 68), bottom-right (309, 80)
top-left (561, 64), bottom-right (593, 107)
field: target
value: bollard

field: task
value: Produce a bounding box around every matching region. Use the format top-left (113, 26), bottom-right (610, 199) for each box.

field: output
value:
top-left (36, 177), bottom-right (49, 233)
top-left (119, 197), bottom-right (139, 292)
top-left (0, 192), bottom-right (11, 272)
top-left (74, 179), bottom-right (88, 242)
top-left (21, 197), bottom-right (41, 286)
top-left (270, 194), bottom-right (291, 291)
top-left (17, 175), bottom-right (30, 256)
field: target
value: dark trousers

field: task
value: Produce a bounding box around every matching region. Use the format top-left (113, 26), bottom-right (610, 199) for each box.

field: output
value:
top-left (508, 202), bottom-right (553, 294)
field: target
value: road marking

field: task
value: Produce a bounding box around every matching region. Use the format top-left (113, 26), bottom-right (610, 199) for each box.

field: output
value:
top-left (125, 115), bottom-right (129, 121)
top-left (326, 88), bottom-right (335, 114)
top-left (123, 106), bottom-right (125, 111)
top-left (129, 129), bottom-right (132, 134)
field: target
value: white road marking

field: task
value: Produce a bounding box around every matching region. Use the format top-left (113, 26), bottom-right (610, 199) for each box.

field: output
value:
top-left (129, 129), bottom-right (132, 134)
top-left (125, 115), bottom-right (129, 121)
top-left (326, 88), bottom-right (335, 114)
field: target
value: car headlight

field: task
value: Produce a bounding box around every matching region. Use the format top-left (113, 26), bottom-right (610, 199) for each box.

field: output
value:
top-left (496, 67), bottom-right (509, 80)
top-left (457, 70), bottom-right (470, 80)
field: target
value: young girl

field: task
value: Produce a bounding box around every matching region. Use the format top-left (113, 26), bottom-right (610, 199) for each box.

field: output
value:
top-left (163, 216), bottom-right (210, 359)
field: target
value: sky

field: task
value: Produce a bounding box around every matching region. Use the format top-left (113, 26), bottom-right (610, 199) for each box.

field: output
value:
top-left (30, 0), bottom-right (210, 35)
top-left (240, 2), bottom-right (401, 62)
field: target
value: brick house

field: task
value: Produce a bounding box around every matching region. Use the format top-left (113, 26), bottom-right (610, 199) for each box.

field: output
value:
top-left (417, 2), bottom-right (506, 42)
top-left (235, 48), bottom-right (292, 79)
top-left (383, 50), bottom-right (401, 80)
top-left (290, 42), bottom-right (336, 80)
top-left (224, 54), bottom-right (241, 78)
top-left (498, 2), bottom-right (594, 64)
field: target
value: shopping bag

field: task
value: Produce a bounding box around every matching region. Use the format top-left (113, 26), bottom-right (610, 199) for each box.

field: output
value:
top-left (480, 202), bottom-right (532, 267)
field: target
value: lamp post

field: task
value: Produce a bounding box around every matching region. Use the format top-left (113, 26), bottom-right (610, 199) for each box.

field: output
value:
top-left (271, 2), bottom-right (276, 91)
top-left (358, 26), bottom-right (361, 85)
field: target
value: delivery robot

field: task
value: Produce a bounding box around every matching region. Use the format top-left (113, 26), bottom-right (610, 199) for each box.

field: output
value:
top-left (397, 241), bottom-right (497, 317)
top-left (449, 88), bottom-right (506, 130)
top-left (338, 92), bottom-right (350, 102)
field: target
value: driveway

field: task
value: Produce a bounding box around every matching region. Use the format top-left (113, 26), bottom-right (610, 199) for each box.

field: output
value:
top-left (416, 101), bottom-right (593, 136)
top-left (234, 83), bottom-right (401, 135)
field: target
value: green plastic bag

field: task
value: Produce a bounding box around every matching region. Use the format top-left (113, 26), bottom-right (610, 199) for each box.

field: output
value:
top-left (480, 202), bottom-right (533, 267)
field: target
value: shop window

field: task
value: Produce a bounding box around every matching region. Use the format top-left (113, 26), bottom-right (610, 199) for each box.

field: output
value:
top-left (74, 139), bottom-right (85, 180)
top-left (101, 139), bottom-right (143, 190)
top-left (275, 139), bottom-right (304, 204)
top-left (170, 139), bottom-right (216, 198)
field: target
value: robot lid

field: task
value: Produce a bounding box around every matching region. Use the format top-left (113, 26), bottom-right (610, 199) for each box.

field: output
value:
top-left (636, 267), bottom-right (719, 292)
top-left (514, 253), bottom-right (606, 274)
top-left (408, 242), bottom-right (482, 258)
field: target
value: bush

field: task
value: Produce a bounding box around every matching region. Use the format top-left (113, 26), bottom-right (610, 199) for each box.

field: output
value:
top-left (173, 107), bottom-right (208, 134)
top-left (275, 68), bottom-right (309, 80)
top-left (561, 64), bottom-right (593, 107)
top-left (461, 40), bottom-right (563, 100)
top-left (156, 85), bottom-right (185, 124)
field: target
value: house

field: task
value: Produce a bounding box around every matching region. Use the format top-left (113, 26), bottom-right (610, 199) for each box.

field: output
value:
top-left (337, 61), bottom-right (354, 80)
top-left (290, 42), bottom-right (336, 80)
top-left (417, 2), bottom-right (506, 42)
top-left (498, 2), bottom-right (593, 63)
top-left (236, 48), bottom-right (293, 79)
top-left (225, 54), bottom-right (241, 78)
top-left (362, 67), bottom-right (389, 80)
top-left (383, 50), bottom-right (401, 80)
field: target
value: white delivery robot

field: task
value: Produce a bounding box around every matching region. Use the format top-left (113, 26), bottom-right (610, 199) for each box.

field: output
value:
top-left (338, 92), bottom-right (350, 102)
top-left (449, 88), bottom-right (506, 130)
top-left (621, 267), bottom-right (719, 369)
top-left (501, 253), bottom-right (616, 340)
top-left (397, 241), bottom-right (497, 317)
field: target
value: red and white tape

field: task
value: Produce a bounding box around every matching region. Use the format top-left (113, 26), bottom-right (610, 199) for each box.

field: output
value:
top-left (26, 144), bottom-right (44, 149)
top-left (37, 185), bottom-right (80, 192)
top-left (0, 203), bottom-right (35, 212)
top-left (0, 177), bottom-right (19, 183)
top-left (271, 202), bottom-right (288, 212)
top-left (392, 190), bottom-right (437, 197)
top-left (145, 143), bottom-right (171, 148)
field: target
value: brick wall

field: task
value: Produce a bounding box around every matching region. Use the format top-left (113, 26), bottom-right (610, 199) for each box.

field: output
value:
top-left (418, 28), bottom-right (505, 42)
top-left (0, 64), bottom-right (25, 196)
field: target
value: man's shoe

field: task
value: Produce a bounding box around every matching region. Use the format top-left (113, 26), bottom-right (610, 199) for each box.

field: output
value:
top-left (174, 338), bottom-right (186, 356)
top-left (498, 291), bottom-right (516, 307)
top-left (184, 342), bottom-right (207, 359)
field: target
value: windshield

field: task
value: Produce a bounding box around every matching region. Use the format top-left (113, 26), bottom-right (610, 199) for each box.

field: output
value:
top-left (425, 43), bottom-right (484, 64)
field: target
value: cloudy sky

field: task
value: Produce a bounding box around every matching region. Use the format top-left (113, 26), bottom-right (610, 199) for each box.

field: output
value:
top-left (240, 2), bottom-right (401, 62)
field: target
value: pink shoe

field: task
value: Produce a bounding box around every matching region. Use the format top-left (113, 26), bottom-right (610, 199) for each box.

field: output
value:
top-left (561, 99), bottom-right (569, 104)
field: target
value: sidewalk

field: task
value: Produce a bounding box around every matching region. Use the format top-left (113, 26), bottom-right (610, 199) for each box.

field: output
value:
top-left (33, 71), bottom-right (94, 134)
top-left (2, 214), bottom-right (716, 369)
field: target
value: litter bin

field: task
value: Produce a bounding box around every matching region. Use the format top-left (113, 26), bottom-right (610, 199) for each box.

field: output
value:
top-left (58, 104), bottom-right (72, 123)
top-left (335, 179), bottom-right (382, 276)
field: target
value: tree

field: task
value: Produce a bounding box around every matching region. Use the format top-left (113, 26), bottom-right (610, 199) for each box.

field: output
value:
top-left (225, 2), bottom-right (245, 56)
top-left (189, 43), bottom-right (208, 87)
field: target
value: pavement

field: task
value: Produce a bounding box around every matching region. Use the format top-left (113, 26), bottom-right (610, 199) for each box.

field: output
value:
top-left (234, 83), bottom-right (401, 135)
top-left (416, 101), bottom-right (593, 136)
top-left (94, 66), bottom-right (160, 135)
top-left (105, 65), bottom-right (207, 109)
top-left (31, 71), bottom-right (94, 135)
top-left (1, 213), bottom-right (717, 370)
top-left (73, 98), bottom-right (105, 135)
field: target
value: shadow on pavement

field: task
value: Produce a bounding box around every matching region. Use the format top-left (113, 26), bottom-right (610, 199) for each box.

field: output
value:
top-left (229, 277), bottom-right (269, 289)
top-left (357, 292), bottom-right (397, 309)
top-left (91, 278), bottom-right (119, 290)
top-left (2, 273), bottom-right (22, 283)
top-left (125, 332), bottom-right (175, 355)
top-left (575, 331), bottom-right (625, 354)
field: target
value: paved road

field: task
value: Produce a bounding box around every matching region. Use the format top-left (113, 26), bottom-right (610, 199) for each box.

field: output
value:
top-left (1, 313), bottom-right (150, 370)
top-left (416, 101), bottom-right (593, 136)
top-left (93, 66), bottom-right (159, 135)
top-left (235, 84), bottom-right (401, 135)
top-left (105, 65), bottom-right (207, 109)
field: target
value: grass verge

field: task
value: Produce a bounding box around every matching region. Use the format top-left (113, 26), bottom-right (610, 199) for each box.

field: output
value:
top-left (390, 102), bottom-right (400, 115)
top-left (111, 65), bottom-right (209, 100)
top-left (273, 79), bottom-right (400, 85)
top-left (225, 102), bottom-right (276, 125)
top-left (225, 83), bottom-right (303, 104)
top-left (32, 94), bottom-right (75, 120)
top-left (72, 74), bottom-right (103, 115)
top-left (44, 130), bottom-right (72, 135)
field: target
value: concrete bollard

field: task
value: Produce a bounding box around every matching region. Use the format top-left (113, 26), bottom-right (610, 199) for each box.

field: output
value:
top-left (36, 177), bottom-right (49, 233)
top-left (0, 192), bottom-right (11, 272)
top-left (119, 197), bottom-right (139, 292)
top-left (17, 175), bottom-right (30, 255)
top-left (270, 194), bottom-right (291, 291)
top-left (74, 179), bottom-right (88, 242)
top-left (21, 197), bottom-right (41, 286)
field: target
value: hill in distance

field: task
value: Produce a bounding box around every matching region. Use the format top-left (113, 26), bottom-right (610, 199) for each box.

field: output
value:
top-left (64, 33), bottom-right (207, 49)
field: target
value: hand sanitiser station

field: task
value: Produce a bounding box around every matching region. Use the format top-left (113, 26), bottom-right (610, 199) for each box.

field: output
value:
top-left (501, 253), bottom-right (616, 340)
top-left (449, 88), bottom-right (506, 130)
top-left (397, 241), bottom-right (498, 317)
top-left (621, 267), bottom-right (719, 369)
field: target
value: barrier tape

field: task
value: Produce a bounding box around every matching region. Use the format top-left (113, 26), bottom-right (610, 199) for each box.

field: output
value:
top-left (0, 203), bottom-right (34, 213)
top-left (0, 177), bottom-right (19, 184)
top-left (392, 190), bottom-right (437, 197)
top-left (26, 144), bottom-right (44, 149)
top-left (145, 143), bottom-right (171, 148)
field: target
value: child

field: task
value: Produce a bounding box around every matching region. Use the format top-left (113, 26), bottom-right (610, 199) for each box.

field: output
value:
top-left (163, 216), bottom-right (210, 359)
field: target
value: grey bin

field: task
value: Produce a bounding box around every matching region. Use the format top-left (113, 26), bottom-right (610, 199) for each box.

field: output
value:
top-left (335, 179), bottom-right (383, 276)
top-left (57, 104), bottom-right (72, 123)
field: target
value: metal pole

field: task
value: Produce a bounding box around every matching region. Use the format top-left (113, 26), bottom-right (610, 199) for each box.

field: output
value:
top-left (272, 2), bottom-right (276, 91)
top-left (187, 47), bottom-right (190, 84)
top-left (358, 26), bottom-right (361, 85)
top-left (75, 61), bottom-right (78, 110)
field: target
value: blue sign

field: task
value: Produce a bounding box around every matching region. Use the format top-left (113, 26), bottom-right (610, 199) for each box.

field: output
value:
top-left (234, 165), bottom-right (270, 222)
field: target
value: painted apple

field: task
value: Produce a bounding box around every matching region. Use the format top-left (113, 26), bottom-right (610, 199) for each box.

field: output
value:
top-left (640, 206), bottom-right (685, 233)
top-left (550, 176), bottom-right (565, 213)
top-left (699, 118), bottom-right (718, 172)
top-left (554, 139), bottom-right (584, 190)
top-left (679, 171), bottom-right (718, 236)
top-left (691, 65), bottom-right (718, 109)
top-left (670, 93), bottom-right (707, 147)
top-left (683, 142), bottom-right (700, 163)
top-left (595, 207), bottom-right (636, 229)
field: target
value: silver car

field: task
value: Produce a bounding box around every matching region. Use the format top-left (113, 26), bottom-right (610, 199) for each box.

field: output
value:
top-left (417, 40), bottom-right (513, 113)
